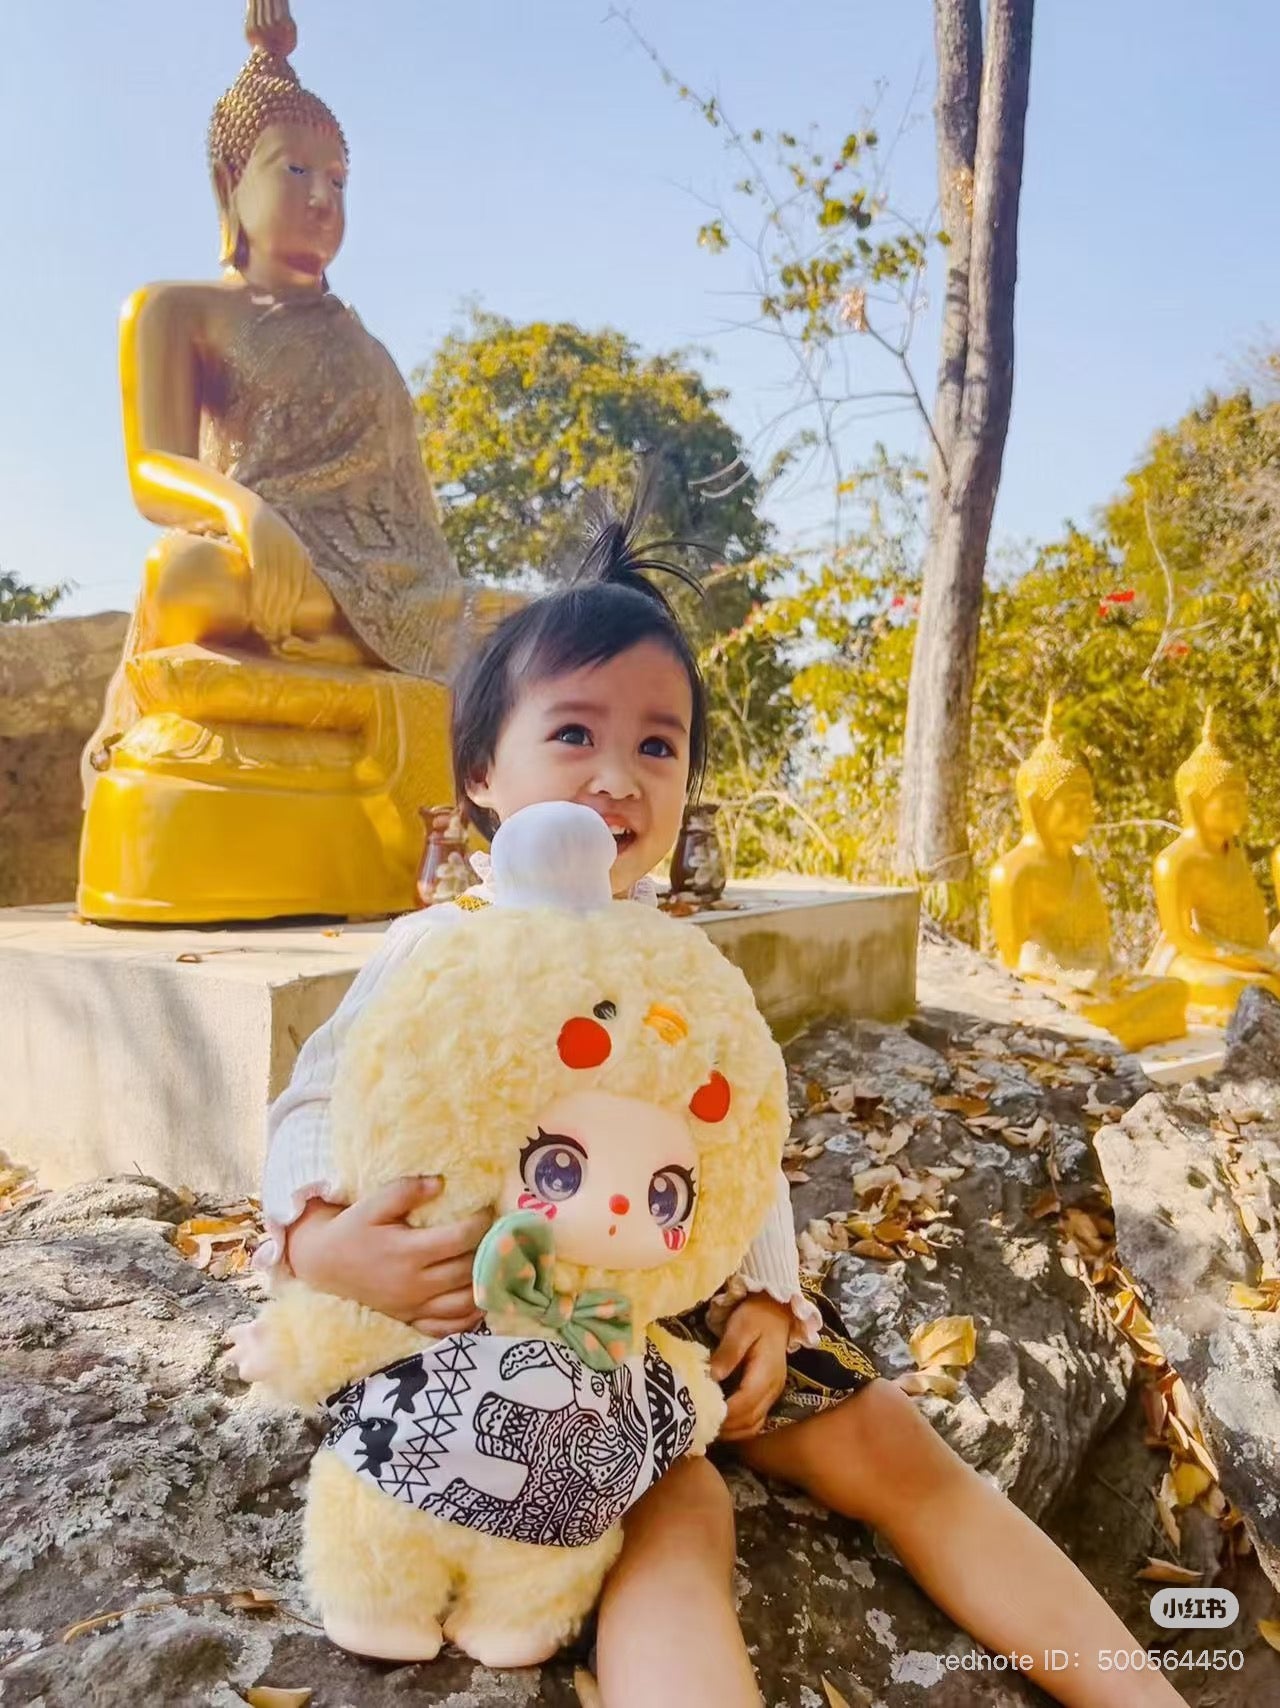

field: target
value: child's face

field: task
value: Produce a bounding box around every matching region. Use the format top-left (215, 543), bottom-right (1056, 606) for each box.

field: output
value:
top-left (469, 640), bottom-right (694, 896)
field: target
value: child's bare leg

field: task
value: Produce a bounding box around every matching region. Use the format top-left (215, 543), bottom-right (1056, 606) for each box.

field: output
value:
top-left (739, 1380), bottom-right (1182, 1708)
top-left (595, 1456), bottom-right (761, 1708)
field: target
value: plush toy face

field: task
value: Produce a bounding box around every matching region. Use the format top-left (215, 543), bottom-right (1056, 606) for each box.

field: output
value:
top-left (504, 1090), bottom-right (699, 1271)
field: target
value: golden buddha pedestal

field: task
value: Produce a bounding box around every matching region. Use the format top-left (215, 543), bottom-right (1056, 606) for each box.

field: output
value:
top-left (989, 709), bottom-right (1187, 1050)
top-left (1145, 710), bottom-right (1280, 1022)
top-left (79, 0), bottom-right (511, 922)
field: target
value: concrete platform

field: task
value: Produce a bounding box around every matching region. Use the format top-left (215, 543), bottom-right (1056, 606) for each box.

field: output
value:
top-left (0, 881), bottom-right (918, 1198)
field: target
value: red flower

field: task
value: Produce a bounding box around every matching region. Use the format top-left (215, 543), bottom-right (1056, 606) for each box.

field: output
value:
top-left (1163, 640), bottom-right (1191, 659)
top-left (891, 594), bottom-right (907, 609)
top-left (1105, 589), bottom-right (1136, 604)
top-left (1097, 602), bottom-right (1112, 618)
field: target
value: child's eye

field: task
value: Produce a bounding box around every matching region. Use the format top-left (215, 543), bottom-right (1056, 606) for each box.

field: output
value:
top-left (287, 163), bottom-right (307, 176)
top-left (552, 724), bottom-right (593, 747)
top-left (520, 1131), bottom-right (587, 1201)
top-left (648, 1165), bottom-right (695, 1228)
top-left (640, 736), bottom-right (676, 758)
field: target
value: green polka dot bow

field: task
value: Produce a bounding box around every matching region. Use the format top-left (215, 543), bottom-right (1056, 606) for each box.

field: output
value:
top-left (473, 1210), bottom-right (634, 1372)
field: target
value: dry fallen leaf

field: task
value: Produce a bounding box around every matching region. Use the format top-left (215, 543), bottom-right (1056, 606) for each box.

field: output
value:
top-left (228, 1588), bottom-right (279, 1612)
top-left (1028, 1186), bottom-right (1062, 1220)
top-left (852, 1164), bottom-right (904, 1197)
top-left (934, 1094), bottom-right (990, 1118)
top-left (1171, 1461), bottom-right (1213, 1508)
top-left (821, 1676), bottom-right (854, 1708)
top-left (1229, 1280), bottom-right (1280, 1312)
top-left (1154, 1474), bottom-right (1182, 1551)
top-left (896, 1368), bottom-right (960, 1400)
top-left (244, 1690), bottom-right (312, 1708)
top-left (1258, 1620), bottom-right (1280, 1653)
top-left (910, 1314), bottom-right (977, 1371)
top-left (850, 1238), bottom-right (898, 1261)
top-left (1136, 1559), bottom-right (1203, 1585)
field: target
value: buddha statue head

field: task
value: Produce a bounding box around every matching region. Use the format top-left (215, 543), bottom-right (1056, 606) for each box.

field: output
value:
top-left (208, 1), bottom-right (349, 282)
top-left (1016, 703), bottom-right (1095, 855)
top-left (1175, 708), bottom-right (1248, 842)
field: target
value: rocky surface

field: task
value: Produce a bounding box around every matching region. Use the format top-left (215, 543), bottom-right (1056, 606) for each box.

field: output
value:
top-left (1096, 986), bottom-right (1280, 1596)
top-left (2, 990), bottom-right (1277, 1706)
top-left (0, 610), bottom-right (128, 906)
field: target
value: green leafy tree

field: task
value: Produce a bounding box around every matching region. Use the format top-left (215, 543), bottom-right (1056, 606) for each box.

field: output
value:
top-left (415, 311), bottom-right (770, 581)
top-left (0, 570), bottom-right (68, 623)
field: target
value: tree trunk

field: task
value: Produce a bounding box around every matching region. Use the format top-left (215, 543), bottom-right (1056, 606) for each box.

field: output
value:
top-left (897, 0), bottom-right (1034, 913)
top-left (926, 0), bottom-right (983, 476)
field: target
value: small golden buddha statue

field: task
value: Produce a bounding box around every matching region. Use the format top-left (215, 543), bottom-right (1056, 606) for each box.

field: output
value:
top-left (1145, 709), bottom-right (1280, 1021)
top-left (79, 0), bottom-right (511, 923)
top-left (989, 707), bottom-right (1187, 1049)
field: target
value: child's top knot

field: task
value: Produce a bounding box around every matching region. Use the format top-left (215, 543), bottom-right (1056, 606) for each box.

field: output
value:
top-left (574, 475), bottom-right (704, 606)
top-left (489, 802), bottom-right (617, 914)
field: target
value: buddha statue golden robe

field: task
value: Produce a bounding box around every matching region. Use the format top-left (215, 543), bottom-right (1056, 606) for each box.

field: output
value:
top-left (79, 0), bottom-right (510, 923)
top-left (1145, 710), bottom-right (1280, 1021)
top-left (989, 709), bottom-right (1187, 1050)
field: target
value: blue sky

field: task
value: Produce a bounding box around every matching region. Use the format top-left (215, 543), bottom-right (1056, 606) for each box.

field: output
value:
top-left (2, 1), bottom-right (1276, 615)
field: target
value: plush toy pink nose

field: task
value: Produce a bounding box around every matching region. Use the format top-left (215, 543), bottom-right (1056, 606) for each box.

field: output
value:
top-left (609, 1194), bottom-right (630, 1216)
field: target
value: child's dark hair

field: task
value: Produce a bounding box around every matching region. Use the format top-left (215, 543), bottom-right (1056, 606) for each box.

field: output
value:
top-left (452, 484), bottom-right (709, 842)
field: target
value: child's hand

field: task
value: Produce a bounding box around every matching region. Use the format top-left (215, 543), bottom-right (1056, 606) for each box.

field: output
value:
top-left (284, 1176), bottom-right (491, 1336)
top-left (709, 1294), bottom-right (792, 1441)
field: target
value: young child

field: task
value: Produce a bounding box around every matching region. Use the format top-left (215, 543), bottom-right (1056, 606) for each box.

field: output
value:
top-left (247, 499), bottom-right (1182, 1708)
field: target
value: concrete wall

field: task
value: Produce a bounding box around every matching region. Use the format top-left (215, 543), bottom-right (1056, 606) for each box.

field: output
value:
top-left (0, 612), bottom-right (128, 906)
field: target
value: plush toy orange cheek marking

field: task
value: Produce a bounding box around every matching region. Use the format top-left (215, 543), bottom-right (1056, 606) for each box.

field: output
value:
top-left (689, 1071), bottom-right (731, 1124)
top-left (558, 1016), bottom-right (612, 1069)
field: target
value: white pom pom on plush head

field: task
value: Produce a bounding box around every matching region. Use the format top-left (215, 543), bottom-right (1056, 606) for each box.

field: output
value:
top-left (331, 803), bottom-right (788, 1330)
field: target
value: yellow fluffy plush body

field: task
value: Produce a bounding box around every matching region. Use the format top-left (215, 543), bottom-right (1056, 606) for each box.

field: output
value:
top-left (243, 802), bottom-right (788, 1667)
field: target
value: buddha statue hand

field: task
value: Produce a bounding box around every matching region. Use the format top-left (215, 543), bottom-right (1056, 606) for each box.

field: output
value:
top-left (231, 494), bottom-right (317, 643)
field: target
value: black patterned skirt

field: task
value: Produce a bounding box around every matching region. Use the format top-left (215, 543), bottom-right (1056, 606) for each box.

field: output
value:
top-left (665, 1275), bottom-right (879, 1435)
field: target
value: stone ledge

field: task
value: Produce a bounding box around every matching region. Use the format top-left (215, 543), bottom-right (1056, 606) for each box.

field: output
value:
top-left (0, 883), bottom-right (918, 1198)
top-left (0, 610), bottom-right (130, 907)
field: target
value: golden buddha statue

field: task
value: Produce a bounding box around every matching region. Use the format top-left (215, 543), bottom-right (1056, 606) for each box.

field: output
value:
top-left (989, 707), bottom-right (1187, 1049)
top-left (79, 0), bottom-right (511, 923)
top-left (1145, 709), bottom-right (1280, 1021)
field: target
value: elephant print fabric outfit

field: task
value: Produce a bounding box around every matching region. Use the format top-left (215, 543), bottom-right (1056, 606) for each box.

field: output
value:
top-left (325, 1328), bottom-right (697, 1548)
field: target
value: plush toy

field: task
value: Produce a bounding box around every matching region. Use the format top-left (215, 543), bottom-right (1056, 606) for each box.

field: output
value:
top-left (234, 801), bottom-right (788, 1668)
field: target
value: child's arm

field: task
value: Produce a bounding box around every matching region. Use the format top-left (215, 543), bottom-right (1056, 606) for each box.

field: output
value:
top-left (260, 908), bottom-right (450, 1258)
top-left (244, 904), bottom-right (489, 1356)
top-left (719, 1170), bottom-right (821, 1349)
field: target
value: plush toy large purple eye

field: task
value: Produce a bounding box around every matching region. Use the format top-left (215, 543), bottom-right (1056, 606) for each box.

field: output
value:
top-left (648, 1165), bottom-right (695, 1242)
top-left (519, 1131), bottom-right (586, 1207)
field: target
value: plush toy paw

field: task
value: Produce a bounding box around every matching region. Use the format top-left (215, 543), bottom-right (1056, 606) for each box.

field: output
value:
top-left (323, 1608), bottom-right (445, 1662)
top-left (442, 1611), bottom-right (565, 1669)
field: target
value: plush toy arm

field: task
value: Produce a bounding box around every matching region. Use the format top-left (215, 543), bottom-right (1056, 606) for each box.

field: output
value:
top-left (645, 1324), bottom-right (727, 1455)
top-left (228, 1282), bottom-right (426, 1409)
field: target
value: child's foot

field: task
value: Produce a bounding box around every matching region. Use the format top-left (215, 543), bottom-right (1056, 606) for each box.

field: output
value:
top-left (323, 1608), bottom-right (444, 1662)
top-left (443, 1611), bottom-right (562, 1668)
